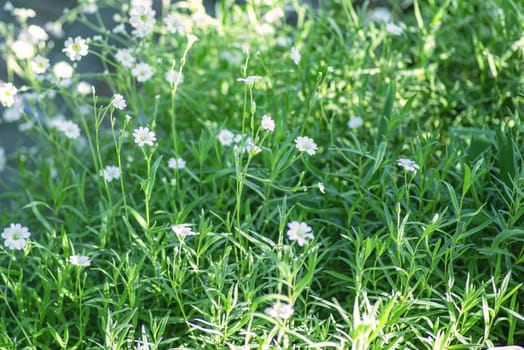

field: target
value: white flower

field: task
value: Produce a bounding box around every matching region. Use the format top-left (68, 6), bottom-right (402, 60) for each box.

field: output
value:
top-left (287, 221), bottom-right (314, 246)
top-left (1, 223), bottom-right (31, 250)
top-left (45, 21), bottom-right (64, 38)
top-left (318, 182), bottom-right (325, 194)
top-left (186, 33), bottom-right (199, 46)
top-left (53, 61), bottom-right (74, 80)
top-left (348, 116), bottom-right (363, 129)
top-left (76, 81), bottom-right (92, 95)
top-left (100, 165), bottom-right (120, 182)
top-left (25, 25), bottom-right (48, 44)
top-left (165, 70), bottom-right (184, 84)
top-left (263, 7), bottom-right (284, 23)
top-left (255, 23), bottom-right (275, 35)
top-left (168, 157), bottom-right (186, 170)
top-left (294, 136), bottom-right (317, 155)
top-left (242, 137), bottom-right (262, 154)
top-left (3, 103), bottom-right (24, 122)
top-left (115, 48), bottom-right (136, 68)
top-left (265, 302), bottom-right (294, 320)
top-left (132, 63), bottom-right (153, 82)
top-left (397, 158), bottom-right (420, 173)
top-left (386, 22), bottom-right (404, 35)
top-left (133, 127), bottom-right (156, 147)
top-left (164, 12), bottom-right (187, 34)
top-left (218, 129), bottom-right (234, 146)
top-left (63, 36), bottom-right (89, 61)
top-left (81, 0), bottom-right (97, 13)
top-left (236, 76), bottom-right (263, 84)
top-left (113, 23), bottom-right (126, 34)
top-left (129, 5), bottom-right (156, 38)
top-left (171, 224), bottom-right (198, 237)
top-left (111, 94), bottom-right (126, 110)
top-left (12, 40), bottom-right (35, 59)
top-left (0, 83), bottom-right (18, 107)
top-left (0, 147), bottom-right (6, 172)
top-left (290, 46), bottom-right (301, 65)
top-left (261, 114), bottom-right (275, 132)
top-left (61, 120), bottom-right (81, 139)
top-left (277, 36), bottom-right (292, 47)
top-left (31, 55), bottom-right (50, 74)
top-left (69, 255), bottom-right (91, 267)
top-left (369, 7), bottom-right (392, 23)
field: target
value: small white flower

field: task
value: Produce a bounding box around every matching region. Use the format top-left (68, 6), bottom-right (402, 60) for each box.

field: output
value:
top-left (171, 224), bottom-right (198, 237)
top-left (397, 158), bottom-right (420, 173)
top-left (165, 70), bottom-right (184, 84)
top-left (76, 81), bottom-right (92, 95)
top-left (1, 223), bottom-right (31, 250)
top-left (236, 76), bottom-right (263, 84)
top-left (290, 46), bottom-right (301, 65)
top-left (63, 36), bottom-right (89, 61)
top-left (348, 116), bottom-right (363, 129)
top-left (53, 61), bottom-right (74, 80)
top-left (12, 40), bottom-right (35, 59)
top-left (318, 182), bottom-right (325, 194)
top-left (111, 94), bottom-right (126, 110)
top-left (386, 22), bottom-right (404, 36)
top-left (100, 165), bottom-right (120, 182)
top-left (3, 103), bottom-right (24, 122)
top-left (113, 23), bottom-right (126, 34)
top-left (218, 129), bottom-right (234, 146)
top-left (129, 5), bottom-right (156, 38)
top-left (132, 63), bottom-right (154, 82)
top-left (31, 55), bottom-right (50, 74)
top-left (61, 120), bottom-right (81, 139)
top-left (115, 48), bottom-right (136, 68)
top-left (168, 157), bottom-right (186, 170)
top-left (0, 83), bottom-right (18, 108)
top-left (287, 221), bottom-right (314, 246)
top-left (164, 12), bottom-right (187, 34)
top-left (186, 33), bottom-right (199, 46)
top-left (69, 255), bottom-right (91, 267)
top-left (81, 0), bottom-right (97, 13)
top-left (133, 126), bottom-right (156, 147)
top-left (265, 302), bottom-right (294, 320)
top-left (294, 136), bottom-right (317, 155)
top-left (369, 7), bottom-right (392, 23)
top-left (261, 114), bottom-right (275, 132)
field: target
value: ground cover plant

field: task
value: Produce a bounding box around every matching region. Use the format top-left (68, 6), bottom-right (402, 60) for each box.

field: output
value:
top-left (0, 0), bottom-right (524, 348)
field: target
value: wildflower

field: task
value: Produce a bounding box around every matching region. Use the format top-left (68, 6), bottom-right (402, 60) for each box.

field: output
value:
top-left (171, 224), bottom-right (198, 237)
top-left (318, 182), bottom-right (325, 194)
top-left (3, 102), bottom-right (24, 122)
top-left (69, 255), bottom-right (91, 267)
top-left (12, 40), bottom-right (35, 60)
top-left (287, 221), bottom-right (314, 246)
top-left (277, 36), bottom-right (292, 47)
top-left (115, 48), bottom-right (136, 68)
top-left (255, 23), bottom-right (275, 35)
top-left (294, 136), bottom-right (317, 155)
top-left (164, 12), bottom-right (189, 34)
top-left (1, 223), bottom-right (31, 250)
top-left (25, 25), bottom-right (48, 44)
top-left (63, 36), bottom-right (89, 61)
top-left (80, 0), bottom-right (97, 14)
top-left (263, 7), bottom-right (284, 23)
top-left (132, 63), bottom-right (153, 82)
top-left (133, 127), bottom-right (156, 147)
top-left (76, 81), bottom-right (92, 95)
top-left (113, 23), bottom-right (126, 34)
top-left (111, 94), bottom-right (126, 110)
top-left (0, 83), bottom-right (18, 108)
top-left (397, 158), bottom-right (420, 173)
top-left (261, 114), bottom-right (275, 132)
top-left (52, 61), bottom-right (74, 81)
top-left (243, 137), bottom-right (262, 154)
top-left (369, 7), bottom-right (392, 23)
top-left (165, 70), bottom-right (184, 84)
top-left (265, 302), bottom-right (294, 320)
top-left (386, 22), bottom-right (404, 36)
top-left (129, 5), bottom-right (155, 38)
top-left (348, 116), bottom-right (363, 129)
top-left (218, 129), bottom-right (234, 146)
top-left (0, 147), bottom-right (5, 172)
top-left (13, 7), bottom-right (36, 19)
top-left (45, 21), bottom-right (64, 38)
top-left (168, 157), bottom-right (186, 170)
top-left (31, 55), bottom-right (50, 74)
top-left (290, 46), bottom-right (301, 65)
top-left (60, 120), bottom-right (81, 139)
top-left (186, 33), bottom-right (199, 46)
top-left (236, 76), bottom-right (263, 84)
top-left (100, 165), bottom-right (120, 182)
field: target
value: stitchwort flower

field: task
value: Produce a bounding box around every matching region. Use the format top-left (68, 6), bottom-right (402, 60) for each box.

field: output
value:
top-left (2, 223), bottom-right (31, 250)
top-left (287, 221), bottom-right (314, 246)
top-left (265, 302), bottom-right (294, 320)
top-left (69, 255), bottom-right (91, 267)
top-left (171, 224), bottom-right (198, 237)
top-left (111, 94), bottom-right (126, 110)
top-left (63, 36), bottom-right (89, 61)
top-left (261, 114), bottom-right (275, 132)
top-left (398, 158), bottom-right (420, 173)
top-left (168, 157), bottom-right (186, 170)
top-left (100, 165), bottom-right (121, 182)
top-left (0, 83), bottom-right (18, 107)
top-left (295, 136), bottom-right (317, 155)
top-left (133, 127), bottom-right (156, 147)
